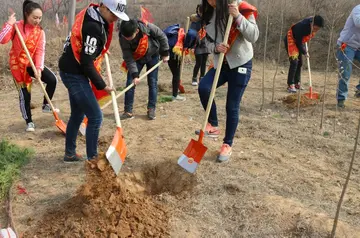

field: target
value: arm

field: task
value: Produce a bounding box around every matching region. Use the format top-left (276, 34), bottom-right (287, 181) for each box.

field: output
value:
top-left (119, 37), bottom-right (139, 79)
top-left (235, 14), bottom-right (259, 43)
top-left (352, 5), bottom-right (360, 28)
top-left (148, 23), bottom-right (169, 57)
top-left (80, 21), bottom-right (106, 90)
top-left (0, 22), bottom-right (15, 44)
top-left (34, 30), bottom-right (45, 71)
top-left (292, 23), bottom-right (308, 55)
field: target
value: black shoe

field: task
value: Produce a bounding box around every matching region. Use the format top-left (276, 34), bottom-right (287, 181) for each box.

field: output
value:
top-left (147, 108), bottom-right (156, 120)
top-left (355, 90), bottom-right (360, 98)
top-left (120, 112), bottom-right (134, 120)
top-left (64, 154), bottom-right (83, 163)
top-left (337, 100), bottom-right (345, 108)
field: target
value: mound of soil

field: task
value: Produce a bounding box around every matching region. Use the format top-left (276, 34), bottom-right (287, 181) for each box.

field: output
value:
top-left (24, 154), bottom-right (171, 238)
top-left (282, 94), bottom-right (320, 108)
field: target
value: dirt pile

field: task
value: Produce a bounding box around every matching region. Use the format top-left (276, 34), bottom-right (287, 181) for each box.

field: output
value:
top-left (282, 94), bottom-right (320, 108)
top-left (23, 154), bottom-right (171, 238)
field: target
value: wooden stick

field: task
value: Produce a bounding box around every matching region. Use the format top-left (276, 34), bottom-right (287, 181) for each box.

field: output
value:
top-left (331, 114), bottom-right (360, 237)
top-left (271, 0), bottom-right (285, 104)
top-left (179, 17), bottom-right (190, 83)
top-left (201, 13), bottom-right (234, 132)
top-left (260, 2), bottom-right (270, 111)
top-left (320, 28), bottom-right (334, 129)
top-left (105, 54), bottom-right (122, 128)
top-left (101, 61), bottom-right (163, 110)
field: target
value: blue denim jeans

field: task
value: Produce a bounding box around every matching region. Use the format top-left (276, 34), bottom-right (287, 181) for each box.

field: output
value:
top-left (198, 60), bottom-right (252, 146)
top-left (124, 55), bottom-right (159, 113)
top-left (60, 71), bottom-right (102, 159)
top-left (337, 45), bottom-right (360, 100)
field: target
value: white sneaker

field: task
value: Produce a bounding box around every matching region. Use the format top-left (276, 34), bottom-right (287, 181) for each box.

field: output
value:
top-left (192, 81), bottom-right (198, 86)
top-left (42, 104), bottom-right (60, 113)
top-left (172, 95), bottom-right (186, 102)
top-left (26, 122), bottom-right (35, 132)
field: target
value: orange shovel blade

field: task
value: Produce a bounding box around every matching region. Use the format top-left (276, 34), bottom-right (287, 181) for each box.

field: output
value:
top-left (178, 138), bottom-right (207, 174)
top-left (304, 92), bottom-right (320, 99)
top-left (52, 111), bottom-right (67, 134)
top-left (179, 81), bottom-right (185, 93)
top-left (106, 127), bottom-right (127, 175)
top-left (304, 87), bottom-right (320, 100)
top-left (55, 119), bottom-right (67, 135)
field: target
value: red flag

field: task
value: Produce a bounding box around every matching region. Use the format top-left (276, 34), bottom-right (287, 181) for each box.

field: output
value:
top-left (140, 6), bottom-right (154, 24)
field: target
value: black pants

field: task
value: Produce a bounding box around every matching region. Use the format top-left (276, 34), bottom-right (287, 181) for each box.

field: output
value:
top-left (168, 57), bottom-right (181, 97)
top-left (193, 53), bottom-right (209, 79)
top-left (19, 66), bottom-right (57, 124)
top-left (287, 55), bottom-right (302, 86)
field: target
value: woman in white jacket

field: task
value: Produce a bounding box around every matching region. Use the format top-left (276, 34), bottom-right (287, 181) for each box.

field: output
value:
top-left (196, 0), bottom-right (259, 162)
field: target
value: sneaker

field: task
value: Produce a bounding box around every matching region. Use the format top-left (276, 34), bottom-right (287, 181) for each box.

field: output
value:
top-left (337, 100), bottom-right (345, 108)
top-left (172, 95), bottom-right (186, 102)
top-left (195, 123), bottom-right (220, 138)
top-left (355, 90), bottom-right (360, 98)
top-left (295, 84), bottom-right (304, 90)
top-left (64, 154), bottom-right (83, 163)
top-left (217, 144), bottom-right (232, 162)
top-left (147, 108), bottom-right (156, 120)
top-left (120, 112), bottom-right (134, 120)
top-left (42, 104), bottom-right (60, 113)
top-left (26, 122), bottom-right (35, 132)
top-left (192, 77), bottom-right (198, 86)
top-left (287, 84), bottom-right (297, 93)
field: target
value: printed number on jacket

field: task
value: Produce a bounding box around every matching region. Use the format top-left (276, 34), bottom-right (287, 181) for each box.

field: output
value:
top-left (85, 35), bottom-right (97, 55)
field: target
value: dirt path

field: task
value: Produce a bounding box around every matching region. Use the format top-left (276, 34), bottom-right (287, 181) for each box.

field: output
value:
top-left (1, 52), bottom-right (360, 237)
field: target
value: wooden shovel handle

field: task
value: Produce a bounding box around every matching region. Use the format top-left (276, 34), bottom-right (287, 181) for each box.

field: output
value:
top-left (179, 16), bottom-right (191, 81)
top-left (13, 24), bottom-right (58, 118)
top-left (201, 14), bottom-right (234, 132)
top-left (101, 60), bottom-right (163, 110)
top-left (305, 43), bottom-right (312, 88)
top-left (104, 53), bottom-right (122, 128)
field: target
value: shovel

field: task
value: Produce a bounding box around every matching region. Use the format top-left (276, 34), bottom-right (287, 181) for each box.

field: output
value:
top-left (79, 61), bottom-right (163, 135)
top-left (303, 42), bottom-right (319, 99)
top-left (178, 13), bottom-right (234, 173)
top-left (104, 53), bottom-right (127, 175)
top-left (178, 16), bottom-right (190, 93)
top-left (14, 24), bottom-right (67, 134)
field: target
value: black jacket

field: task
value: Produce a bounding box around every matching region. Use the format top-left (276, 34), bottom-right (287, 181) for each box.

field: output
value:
top-left (284, 17), bottom-right (313, 55)
top-left (119, 21), bottom-right (169, 79)
top-left (59, 6), bottom-right (109, 90)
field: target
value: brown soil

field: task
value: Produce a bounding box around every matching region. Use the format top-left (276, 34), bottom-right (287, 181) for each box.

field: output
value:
top-left (282, 93), bottom-right (320, 108)
top-left (23, 154), bottom-right (171, 238)
top-left (0, 35), bottom-right (360, 237)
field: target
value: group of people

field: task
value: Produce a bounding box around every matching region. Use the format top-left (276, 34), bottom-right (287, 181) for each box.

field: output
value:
top-left (284, 6), bottom-right (360, 110)
top-left (1, 0), bottom-right (359, 164)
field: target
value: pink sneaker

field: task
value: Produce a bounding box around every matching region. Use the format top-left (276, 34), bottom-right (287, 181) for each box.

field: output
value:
top-left (217, 144), bottom-right (232, 162)
top-left (287, 84), bottom-right (297, 93)
top-left (195, 123), bottom-right (220, 138)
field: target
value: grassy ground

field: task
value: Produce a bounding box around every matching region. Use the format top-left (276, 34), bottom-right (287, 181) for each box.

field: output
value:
top-left (0, 140), bottom-right (33, 199)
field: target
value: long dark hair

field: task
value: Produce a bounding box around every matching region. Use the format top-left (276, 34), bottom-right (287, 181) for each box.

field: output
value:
top-left (201, 0), bottom-right (229, 43)
top-left (23, 0), bottom-right (42, 31)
